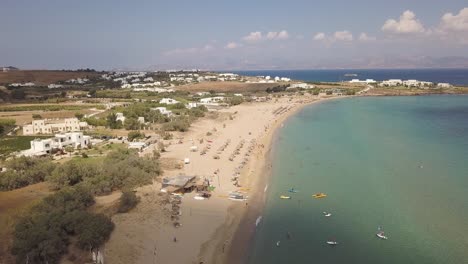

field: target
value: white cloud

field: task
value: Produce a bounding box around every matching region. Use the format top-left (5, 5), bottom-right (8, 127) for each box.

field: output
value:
top-left (276, 30), bottom-right (289, 40)
top-left (202, 44), bottom-right (214, 51)
top-left (266, 30), bottom-right (289, 40)
top-left (266, 31), bottom-right (278, 40)
top-left (313, 32), bottom-right (326, 40)
top-left (382, 10), bottom-right (426, 34)
top-left (225, 42), bottom-right (241, 49)
top-left (358, 32), bottom-right (376, 41)
top-left (333, 30), bottom-right (353, 41)
top-left (439, 7), bottom-right (468, 32)
top-left (243, 31), bottom-right (263, 42)
top-left (244, 30), bottom-right (289, 42)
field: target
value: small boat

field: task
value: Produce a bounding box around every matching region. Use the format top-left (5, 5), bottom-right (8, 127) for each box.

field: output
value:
top-left (326, 241), bottom-right (338, 245)
top-left (376, 226), bottom-right (388, 240)
top-left (376, 232), bottom-right (388, 240)
top-left (312, 193), bottom-right (327, 199)
top-left (280, 195), bottom-right (291, 199)
top-left (288, 188), bottom-right (299, 193)
top-left (323, 212), bottom-right (332, 217)
top-left (255, 216), bottom-right (262, 227)
top-left (276, 241), bottom-right (281, 247)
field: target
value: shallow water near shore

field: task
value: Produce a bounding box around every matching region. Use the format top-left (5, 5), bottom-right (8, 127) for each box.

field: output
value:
top-left (248, 95), bottom-right (468, 264)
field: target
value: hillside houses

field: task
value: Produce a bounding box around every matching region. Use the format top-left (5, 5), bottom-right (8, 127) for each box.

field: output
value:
top-left (150, 107), bottom-right (173, 116)
top-left (23, 118), bottom-right (89, 135)
top-left (19, 132), bottom-right (91, 157)
top-left (199, 96), bottom-right (225, 105)
top-left (349, 79), bottom-right (377, 84)
top-left (437, 83), bottom-right (452, 88)
top-left (159, 98), bottom-right (179, 105)
top-left (289, 83), bottom-right (315, 89)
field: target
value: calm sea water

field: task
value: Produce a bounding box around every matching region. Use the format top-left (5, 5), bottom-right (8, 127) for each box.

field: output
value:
top-left (249, 95), bottom-right (468, 264)
top-left (233, 69), bottom-right (468, 85)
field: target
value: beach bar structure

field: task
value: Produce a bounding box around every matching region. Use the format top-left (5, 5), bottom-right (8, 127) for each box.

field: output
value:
top-left (162, 175), bottom-right (197, 193)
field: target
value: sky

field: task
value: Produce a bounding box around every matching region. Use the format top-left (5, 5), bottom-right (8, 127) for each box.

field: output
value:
top-left (1, 0), bottom-right (468, 70)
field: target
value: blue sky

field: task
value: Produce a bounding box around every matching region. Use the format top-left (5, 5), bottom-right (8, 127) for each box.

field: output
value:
top-left (1, 0), bottom-right (468, 70)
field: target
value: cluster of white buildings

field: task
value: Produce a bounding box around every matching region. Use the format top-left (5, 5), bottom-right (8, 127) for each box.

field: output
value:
top-left (132, 87), bottom-right (174, 93)
top-left (199, 96), bottom-right (226, 106)
top-left (349, 78), bottom-right (453, 88)
top-left (66, 78), bottom-right (89, 84)
top-left (169, 72), bottom-right (240, 83)
top-left (349, 79), bottom-right (377, 84)
top-left (378, 79), bottom-right (433, 87)
top-left (289, 83), bottom-right (315, 89)
top-left (47, 84), bottom-right (64, 89)
top-left (23, 118), bottom-right (89, 135)
top-left (150, 107), bottom-right (173, 116)
top-left (248, 75), bottom-right (291, 84)
top-left (9, 82), bottom-right (35, 87)
top-left (19, 132), bottom-right (91, 157)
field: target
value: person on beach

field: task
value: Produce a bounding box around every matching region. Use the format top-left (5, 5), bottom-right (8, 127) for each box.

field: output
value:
top-left (173, 236), bottom-right (177, 243)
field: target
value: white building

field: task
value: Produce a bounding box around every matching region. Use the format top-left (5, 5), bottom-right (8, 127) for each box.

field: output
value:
top-left (116, 113), bottom-right (126, 124)
top-left (47, 84), bottom-right (63, 89)
top-left (19, 132), bottom-right (91, 157)
top-left (233, 93), bottom-right (243, 97)
top-left (196, 92), bottom-right (210, 96)
top-left (151, 107), bottom-right (173, 116)
top-left (138, 117), bottom-right (145, 124)
top-left (199, 96), bottom-right (225, 104)
top-left (290, 83), bottom-right (314, 89)
top-left (349, 79), bottom-right (376, 84)
top-left (437, 83), bottom-right (452, 88)
top-left (186, 102), bottom-right (198, 109)
top-left (23, 118), bottom-right (88, 135)
top-left (379, 79), bottom-right (403, 87)
top-left (159, 98), bottom-right (179, 105)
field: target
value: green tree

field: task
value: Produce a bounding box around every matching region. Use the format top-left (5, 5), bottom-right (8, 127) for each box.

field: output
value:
top-left (75, 113), bottom-right (84, 120)
top-left (75, 213), bottom-right (114, 251)
top-left (106, 113), bottom-right (122, 129)
top-left (128, 131), bottom-right (145, 141)
top-left (32, 114), bottom-right (43, 119)
top-left (118, 191), bottom-right (139, 213)
top-left (124, 117), bottom-right (141, 130)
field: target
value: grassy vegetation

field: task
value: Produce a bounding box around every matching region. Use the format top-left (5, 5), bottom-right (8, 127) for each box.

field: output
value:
top-left (0, 118), bottom-right (15, 136)
top-left (46, 148), bottom-right (161, 195)
top-left (11, 187), bottom-right (113, 264)
top-left (0, 136), bottom-right (51, 158)
top-left (0, 156), bottom-right (56, 191)
top-left (0, 104), bottom-right (105, 112)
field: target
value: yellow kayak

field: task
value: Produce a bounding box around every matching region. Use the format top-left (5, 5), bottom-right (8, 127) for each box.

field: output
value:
top-left (280, 195), bottom-right (291, 199)
top-left (312, 193), bottom-right (327, 199)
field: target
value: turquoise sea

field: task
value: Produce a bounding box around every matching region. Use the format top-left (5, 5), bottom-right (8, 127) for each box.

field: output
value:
top-left (249, 95), bottom-right (468, 264)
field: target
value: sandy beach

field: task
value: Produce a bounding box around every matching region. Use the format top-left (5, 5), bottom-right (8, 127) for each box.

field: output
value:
top-left (104, 94), bottom-right (330, 264)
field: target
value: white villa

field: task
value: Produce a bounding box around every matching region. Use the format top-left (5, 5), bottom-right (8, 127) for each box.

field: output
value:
top-left (151, 107), bottom-right (173, 116)
top-left (19, 132), bottom-right (91, 157)
top-left (437, 83), bottom-right (452, 88)
top-left (23, 118), bottom-right (89, 135)
top-left (349, 79), bottom-right (377, 84)
top-left (159, 98), bottom-right (179, 105)
top-left (290, 83), bottom-right (314, 89)
top-left (379, 79), bottom-right (403, 87)
top-left (379, 79), bottom-right (435, 88)
top-left (199, 97), bottom-right (225, 105)
top-left (402, 80), bottom-right (433, 87)
top-left (186, 102), bottom-right (198, 109)
top-left (116, 113), bottom-right (126, 123)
